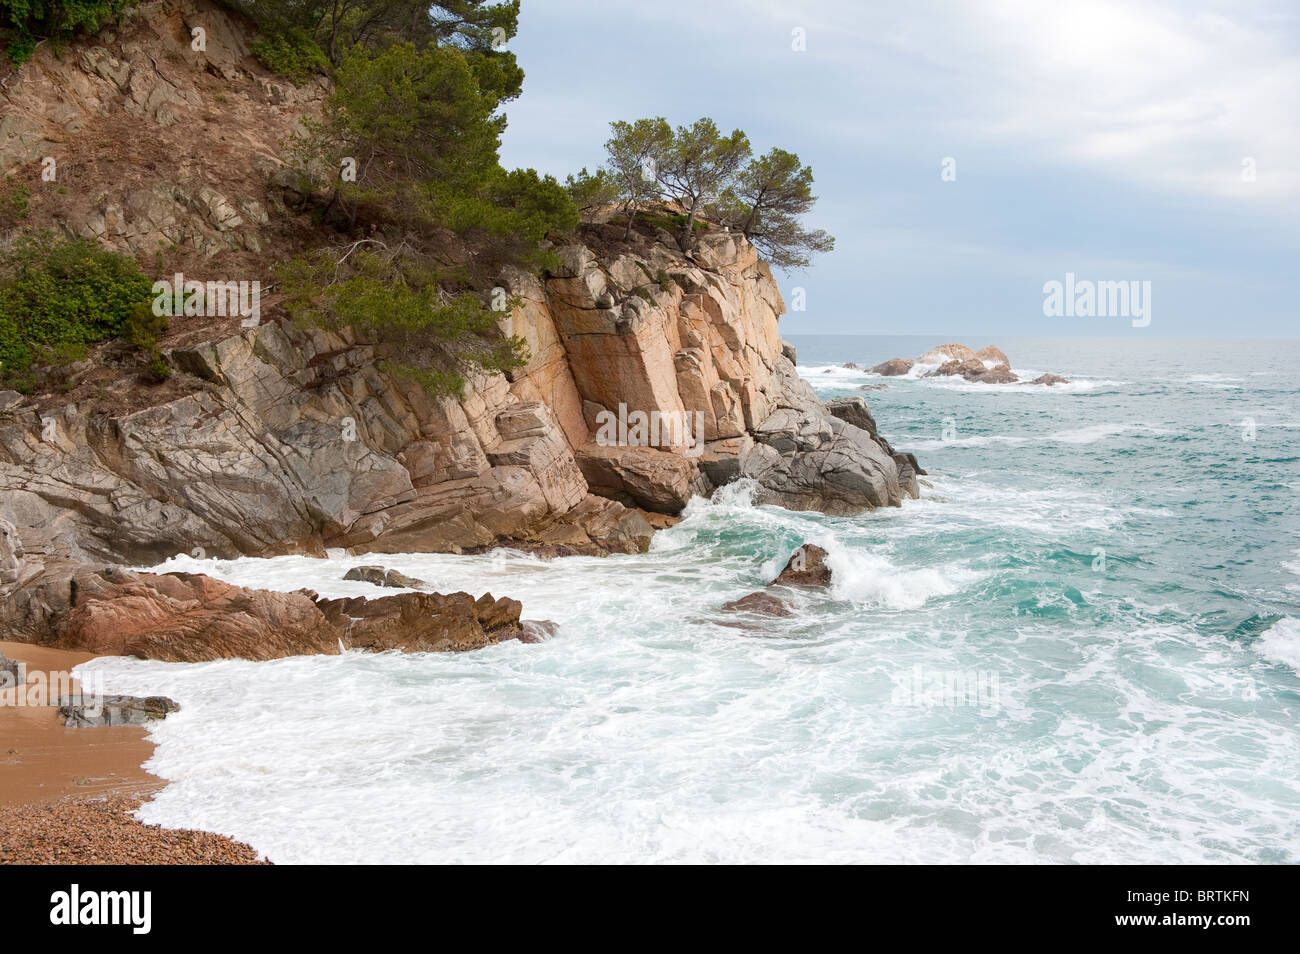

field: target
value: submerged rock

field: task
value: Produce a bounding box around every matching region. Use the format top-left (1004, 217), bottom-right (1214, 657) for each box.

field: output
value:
top-left (721, 592), bottom-right (793, 617)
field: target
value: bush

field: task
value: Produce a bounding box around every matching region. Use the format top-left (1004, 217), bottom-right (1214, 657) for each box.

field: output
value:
top-left (252, 27), bottom-right (328, 81)
top-left (1, 0), bottom-right (133, 64)
top-left (0, 178), bottom-right (30, 227)
top-left (0, 235), bottom-right (154, 389)
top-left (278, 246), bottom-right (528, 397)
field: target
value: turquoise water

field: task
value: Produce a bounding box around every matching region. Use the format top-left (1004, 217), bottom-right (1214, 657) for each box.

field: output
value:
top-left (82, 337), bottom-right (1300, 863)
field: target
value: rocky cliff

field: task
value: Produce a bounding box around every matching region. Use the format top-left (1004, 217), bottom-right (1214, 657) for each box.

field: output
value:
top-left (0, 227), bottom-right (915, 570)
top-left (0, 0), bottom-right (919, 656)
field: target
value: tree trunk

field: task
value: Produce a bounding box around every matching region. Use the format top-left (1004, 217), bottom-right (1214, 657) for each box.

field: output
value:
top-left (679, 201), bottom-right (698, 253)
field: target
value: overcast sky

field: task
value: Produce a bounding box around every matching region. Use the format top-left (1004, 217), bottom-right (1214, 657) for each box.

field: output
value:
top-left (497, 0), bottom-right (1299, 336)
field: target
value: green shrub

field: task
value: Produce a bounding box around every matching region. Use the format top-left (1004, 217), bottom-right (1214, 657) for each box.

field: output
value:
top-left (1, 0), bottom-right (133, 64)
top-left (252, 27), bottom-right (328, 81)
top-left (0, 178), bottom-right (29, 227)
top-left (278, 247), bottom-right (528, 397)
top-left (0, 235), bottom-right (154, 389)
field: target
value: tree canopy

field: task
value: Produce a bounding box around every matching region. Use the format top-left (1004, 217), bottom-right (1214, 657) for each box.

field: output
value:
top-left (588, 116), bottom-right (835, 269)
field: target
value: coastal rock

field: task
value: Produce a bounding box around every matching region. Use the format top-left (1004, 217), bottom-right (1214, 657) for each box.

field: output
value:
top-left (1028, 373), bottom-right (1070, 386)
top-left (0, 651), bottom-right (22, 688)
top-left (869, 358), bottom-right (914, 376)
top-left (925, 357), bottom-right (987, 379)
top-left (917, 343), bottom-right (978, 365)
top-left (343, 566), bottom-right (428, 589)
top-left (0, 518), bottom-right (22, 585)
top-left (0, 562), bottom-right (529, 661)
top-left (772, 544), bottom-right (833, 588)
top-left (317, 590), bottom-right (520, 653)
top-left (824, 396), bottom-right (923, 497)
top-left (720, 592), bottom-right (793, 617)
top-left (575, 443), bottom-right (707, 513)
top-left (518, 619), bottom-right (560, 643)
top-left (824, 396), bottom-right (878, 436)
top-left (975, 345), bottom-right (1010, 368)
top-left (58, 694), bottom-right (181, 727)
top-left (970, 365), bottom-right (1019, 384)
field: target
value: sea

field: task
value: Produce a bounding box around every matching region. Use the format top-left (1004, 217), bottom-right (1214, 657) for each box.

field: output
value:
top-left (78, 336), bottom-right (1300, 863)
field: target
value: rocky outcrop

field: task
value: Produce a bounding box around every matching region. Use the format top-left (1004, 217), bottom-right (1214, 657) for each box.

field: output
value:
top-left (824, 397), bottom-right (924, 498)
top-left (716, 543), bottom-right (833, 619)
top-left (343, 566), bottom-right (428, 589)
top-left (772, 544), bottom-right (833, 588)
top-left (59, 694), bottom-right (181, 727)
top-left (1, 561), bottom-right (529, 661)
top-left (0, 0), bottom-right (924, 661)
top-left (0, 229), bottom-right (916, 569)
top-left (866, 343), bottom-right (1068, 386)
top-left (720, 591), bottom-right (792, 617)
top-left (869, 358), bottom-right (914, 376)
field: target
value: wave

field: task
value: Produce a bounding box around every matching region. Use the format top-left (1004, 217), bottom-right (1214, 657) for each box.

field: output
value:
top-left (1049, 423), bottom-right (1174, 445)
top-left (1256, 617), bottom-right (1300, 672)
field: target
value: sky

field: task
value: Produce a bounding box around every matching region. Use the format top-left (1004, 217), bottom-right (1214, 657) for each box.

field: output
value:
top-left (496, 0), bottom-right (1300, 336)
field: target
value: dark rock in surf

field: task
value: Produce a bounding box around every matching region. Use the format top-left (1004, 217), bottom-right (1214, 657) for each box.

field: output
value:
top-left (772, 544), bottom-right (833, 588)
top-left (721, 592), bottom-right (793, 617)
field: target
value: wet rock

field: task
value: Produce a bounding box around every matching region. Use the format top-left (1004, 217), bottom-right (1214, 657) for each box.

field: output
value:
top-left (343, 565), bottom-right (428, 589)
top-left (1028, 373), bottom-right (1070, 386)
top-left (917, 343), bottom-right (978, 365)
top-left (975, 345), bottom-right (1010, 368)
top-left (869, 358), bottom-right (914, 376)
top-left (518, 620), bottom-right (560, 643)
top-left (925, 357), bottom-right (987, 379)
top-left (58, 694), bottom-right (180, 728)
top-left (771, 544), bottom-right (833, 588)
top-left (721, 592), bottom-right (793, 617)
top-left (969, 366), bottom-right (1019, 384)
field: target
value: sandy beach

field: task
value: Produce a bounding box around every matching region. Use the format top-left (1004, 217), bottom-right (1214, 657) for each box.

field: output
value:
top-left (0, 641), bottom-right (265, 864)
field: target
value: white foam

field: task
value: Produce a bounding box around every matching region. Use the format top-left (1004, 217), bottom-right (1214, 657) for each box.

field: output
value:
top-left (1257, 618), bottom-right (1300, 672)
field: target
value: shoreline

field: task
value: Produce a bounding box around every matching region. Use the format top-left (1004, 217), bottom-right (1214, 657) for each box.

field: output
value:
top-left (0, 640), bottom-right (266, 865)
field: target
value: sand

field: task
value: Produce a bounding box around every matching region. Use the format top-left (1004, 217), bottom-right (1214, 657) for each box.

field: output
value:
top-left (0, 641), bottom-right (266, 864)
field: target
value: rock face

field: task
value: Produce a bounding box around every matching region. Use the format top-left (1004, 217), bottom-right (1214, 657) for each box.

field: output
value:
top-left (0, 0), bottom-right (327, 258)
top-left (0, 231), bottom-right (916, 569)
top-left (1, 562), bottom-right (527, 661)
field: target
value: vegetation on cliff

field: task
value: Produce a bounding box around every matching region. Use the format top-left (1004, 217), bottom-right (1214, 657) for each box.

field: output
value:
top-left (578, 117), bottom-right (836, 269)
top-left (0, 0), bottom-right (130, 64)
top-left (0, 235), bottom-right (159, 391)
